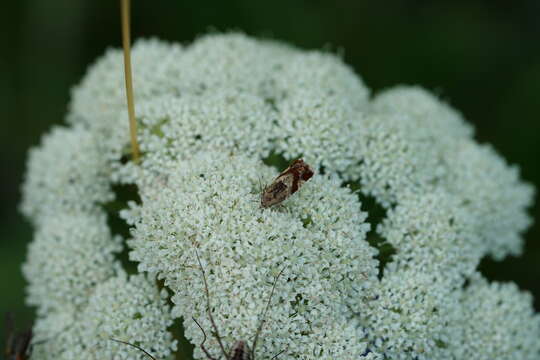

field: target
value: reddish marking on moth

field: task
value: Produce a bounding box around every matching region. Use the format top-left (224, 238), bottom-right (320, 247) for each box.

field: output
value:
top-left (261, 159), bottom-right (314, 208)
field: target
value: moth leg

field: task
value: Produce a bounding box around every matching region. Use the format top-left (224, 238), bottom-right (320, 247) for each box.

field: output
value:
top-left (195, 250), bottom-right (230, 360)
top-left (111, 338), bottom-right (157, 360)
top-left (250, 267), bottom-right (286, 359)
top-left (193, 317), bottom-right (220, 360)
top-left (270, 347), bottom-right (287, 359)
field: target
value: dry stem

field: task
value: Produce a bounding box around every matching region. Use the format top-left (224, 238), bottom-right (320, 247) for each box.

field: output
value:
top-left (120, 0), bottom-right (140, 163)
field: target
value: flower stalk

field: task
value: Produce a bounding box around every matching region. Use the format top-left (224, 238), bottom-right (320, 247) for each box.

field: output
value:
top-left (120, 0), bottom-right (140, 163)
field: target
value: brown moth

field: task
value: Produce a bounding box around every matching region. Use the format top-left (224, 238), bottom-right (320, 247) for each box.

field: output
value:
top-left (4, 313), bottom-right (33, 360)
top-left (261, 159), bottom-right (314, 208)
top-left (228, 341), bottom-right (248, 360)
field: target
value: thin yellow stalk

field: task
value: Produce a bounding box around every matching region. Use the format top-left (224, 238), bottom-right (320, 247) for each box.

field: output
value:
top-left (120, 0), bottom-right (140, 163)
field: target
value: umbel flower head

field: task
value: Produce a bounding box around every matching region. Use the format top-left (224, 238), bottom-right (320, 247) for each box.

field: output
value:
top-left (21, 33), bottom-right (539, 359)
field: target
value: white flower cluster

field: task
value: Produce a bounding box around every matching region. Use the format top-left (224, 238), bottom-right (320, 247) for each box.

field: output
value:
top-left (31, 273), bottom-right (177, 360)
top-left (21, 33), bottom-right (538, 359)
top-left (362, 87), bottom-right (533, 259)
top-left (122, 151), bottom-right (377, 359)
top-left (22, 212), bottom-right (122, 315)
top-left (445, 275), bottom-right (540, 360)
top-left (20, 124), bottom-right (114, 225)
top-left (360, 269), bottom-right (455, 359)
top-left (21, 123), bottom-right (175, 358)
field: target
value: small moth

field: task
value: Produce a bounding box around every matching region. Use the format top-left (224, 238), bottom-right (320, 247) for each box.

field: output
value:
top-left (4, 313), bottom-right (32, 360)
top-left (228, 341), bottom-right (249, 360)
top-left (261, 159), bottom-right (314, 208)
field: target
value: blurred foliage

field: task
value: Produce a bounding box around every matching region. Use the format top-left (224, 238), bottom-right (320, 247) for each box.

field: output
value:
top-left (1, 0), bottom-right (539, 344)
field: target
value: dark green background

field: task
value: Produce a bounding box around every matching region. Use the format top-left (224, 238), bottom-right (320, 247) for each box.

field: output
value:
top-left (1, 0), bottom-right (539, 334)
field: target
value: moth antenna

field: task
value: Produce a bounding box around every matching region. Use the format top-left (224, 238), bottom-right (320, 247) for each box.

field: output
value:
top-left (269, 347), bottom-right (288, 360)
top-left (111, 338), bottom-right (157, 360)
top-left (195, 249), bottom-right (230, 360)
top-left (258, 175), bottom-right (265, 193)
top-left (193, 317), bottom-right (219, 360)
top-left (257, 175), bottom-right (266, 206)
top-left (250, 266), bottom-right (286, 359)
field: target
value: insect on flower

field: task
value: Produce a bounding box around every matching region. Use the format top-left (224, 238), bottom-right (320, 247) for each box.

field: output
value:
top-left (261, 159), bottom-right (314, 208)
top-left (111, 251), bottom-right (286, 360)
top-left (192, 250), bottom-right (287, 360)
top-left (4, 313), bottom-right (33, 360)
